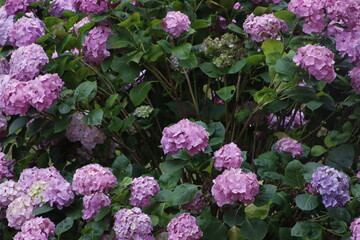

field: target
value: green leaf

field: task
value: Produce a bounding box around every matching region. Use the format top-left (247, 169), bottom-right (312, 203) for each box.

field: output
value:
top-left (107, 34), bottom-right (132, 49)
top-left (80, 222), bottom-right (105, 240)
top-left (179, 53), bottom-right (198, 69)
top-left (311, 145), bottom-right (327, 157)
top-left (274, 10), bottom-right (296, 23)
top-left (245, 204), bottom-right (269, 220)
top-left (254, 184), bottom-right (277, 206)
top-left (33, 204), bottom-right (54, 215)
top-left (144, 44), bottom-right (163, 62)
top-left (54, 116), bottom-right (72, 133)
top-left (118, 12), bottom-right (141, 27)
top-left (253, 6), bottom-right (272, 16)
top-left (191, 19), bottom-right (210, 29)
top-left (228, 59), bottom-right (247, 74)
top-left (94, 206), bottom-right (110, 222)
top-left (326, 144), bottom-right (354, 170)
top-left (291, 221), bottom-right (322, 239)
top-left (9, 116), bottom-right (30, 134)
top-left (170, 183), bottom-right (199, 205)
top-left (202, 219), bottom-right (228, 240)
top-left (254, 87), bottom-right (277, 105)
top-left (228, 24), bottom-right (245, 35)
top-left (43, 17), bottom-right (63, 27)
top-left (261, 39), bottom-right (284, 56)
top-left (234, 109), bottom-right (252, 124)
top-left (228, 226), bottom-right (245, 240)
top-left (74, 81), bottom-right (97, 104)
top-left (303, 162), bottom-right (323, 182)
top-left (83, 109), bottom-right (104, 126)
top-left (223, 207), bottom-right (245, 226)
top-left (55, 217), bottom-right (74, 237)
top-left (288, 87), bottom-right (317, 102)
top-left (295, 194), bottom-right (319, 211)
top-left (284, 160), bottom-right (305, 187)
top-left (246, 55), bottom-right (264, 66)
top-left (171, 43), bottom-right (192, 60)
top-left (215, 86), bottom-right (235, 101)
top-left (241, 219), bottom-right (268, 240)
top-left (199, 62), bottom-right (222, 78)
top-left (129, 82), bottom-right (152, 106)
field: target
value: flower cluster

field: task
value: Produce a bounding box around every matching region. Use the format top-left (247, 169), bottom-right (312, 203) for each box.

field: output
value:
top-left (83, 26), bottom-right (112, 65)
top-left (0, 6), bottom-right (14, 47)
top-left (243, 13), bottom-right (288, 43)
top-left (162, 11), bottom-right (191, 37)
top-left (161, 119), bottom-right (209, 155)
top-left (65, 113), bottom-right (106, 150)
top-left (214, 142), bottom-right (243, 171)
top-left (134, 105), bottom-right (153, 118)
top-left (0, 76), bottom-right (30, 115)
top-left (274, 137), bottom-right (303, 158)
top-left (335, 27), bottom-right (360, 66)
top-left (8, 16), bottom-right (45, 47)
top-left (233, 2), bottom-right (242, 10)
top-left (180, 193), bottom-right (205, 212)
top-left (167, 213), bottom-right (203, 240)
top-left (0, 58), bottom-right (9, 74)
top-left (293, 44), bottom-right (336, 83)
top-left (13, 217), bottom-right (55, 240)
top-left (211, 168), bottom-right (259, 206)
top-left (6, 195), bottom-right (35, 229)
top-left (82, 192), bottom-right (111, 222)
top-left (0, 152), bottom-right (13, 180)
top-left (4, 0), bottom-right (39, 15)
top-left (351, 218), bottom-right (360, 240)
top-left (0, 180), bottom-right (25, 209)
top-left (50, 0), bottom-right (76, 18)
top-left (74, 0), bottom-right (108, 14)
top-left (113, 207), bottom-right (155, 240)
top-left (311, 166), bottom-right (350, 208)
top-left (130, 176), bottom-right (160, 208)
top-left (268, 109), bottom-right (307, 130)
top-left (349, 67), bottom-right (360, 92)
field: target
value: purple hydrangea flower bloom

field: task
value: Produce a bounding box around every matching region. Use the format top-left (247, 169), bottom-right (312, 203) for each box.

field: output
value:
top-left (74, 0), bottom-right (108, 14)
top-left (267, 110), bottom-right (307, 130)
top-left (274, 137), bottom-right (303, 158)
top-left (8, 16), bottom-right (45, 47)
top-left (0, 76), bottom-right (30, 115)
top-left (180, 192), bottom-right (205, 212)
top-left (351, 218), bottom-right (360, 240)
top-left (50, 0), bottom-right (76, 17)
top-left (233, 2), bottom-right (242, 10)
top-left (13, 217), bottom-right (55, 240)
top-left (0, 180), bottom-right (25, 209)
top-left (293, 44), bottom-right (336, 83)
top-left (0, 152), bottom-right (13, 180)
top-left (83, 26), bottom-right (113, 66)
top-left (0, 58), bottom-right (10, 75)
top-left (0, 6), bottom-right (14, 47)
top-left (214, 142), bottom-right (243, 171)
top-left (130, 176), bottom-right (160, 208)
top-left (167, 213), bottom-right (203, 240)
top-left (6, 195), bottom-right (35, 229)
top-left (349, 67), bottom-right (360, 92)
top-left (113, 207), bottom-right (155, 240)
top-left (243, 13), bottom-right (287, 43)
top-left (4, 0), bottom-right (39, 15)
top-left (82, 192), bottom-right (111, 222)
top-left (161, 119), bottom-right (209, 156)
top-left (311, 166), bottom-right (350, 208)
top-left (335, 27), bottom-right (360, 66)
top-left (162, 11), bottom-right (191, 37)
top-left (211, 168), bottom-right (259, 206)
top-left (72, 164), bottom-right (117, 195)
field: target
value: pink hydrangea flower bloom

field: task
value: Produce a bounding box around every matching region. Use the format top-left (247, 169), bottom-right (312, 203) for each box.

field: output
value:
top-left (162, 11), bottom-right (191, 37)
top-left (233, 2), bottom-right (242, 10)
top-left (4, 0), bottom-right (39, 15)
top-left (0, 6), bottom-right (14, 47)
top-left (82, 192), bottom-right (111, 222)
top-left (243, 13), bottom-right (288, 43)
top-left (180, 192), bottom-right (205, 212)
top-left (274, 137), bottom-right (303, 158)
top-left (0, 76), bottom-right (30, 115)
top-left (293, 44), bottom-right (336, 83)
top-left (13, 217), bottom-right (55, 240)
top-left (161, 119), bottom-right (209, 156)
top-left (335, 27), bottom-right (360, 66)
top-left (130, 176), bottom-right (160, 208)
top-left (351, 218), bottom-right (360, 240)
top-left (113, 207), bottom-right (155, 240)
top-left (50, 0), bottom-right (76, 17)
top-left (8, 16), bottom-right (45, 47)
top-left (0, 152), bottom-right (13, 180)
top-left (0, 58), bottom-right (10, 75)
top-left (74, 0), bottom-right (108, 14)
top-left (211, 168), bottom-right (259, 206)
top-left (72, 164), bottom-right (117, 195)
top-left (167, 213), bottom-right (203, 240)
top-left (349, 67), bottom-right (360, 92)
top-left (6, 195), bottom-right (36, 229)
top-left (0, 180), bottom-right (25, 209)
top-left (83, 26), bottom-right (113, 66)
top-left (214, 142), bottom-right (243, 171)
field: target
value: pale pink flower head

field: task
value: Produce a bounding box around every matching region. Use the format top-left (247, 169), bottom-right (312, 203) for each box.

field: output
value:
top-left (162, 11), bottom-right (191, 37)
top-left (72, 163), bottom-right (117, 195)
top-left (211, 168), bottom-right (259, 206)
top-left (351, 218), bottom-right (360, 240)
top-left (0, 6), bottom-right (14, 47)
top-left (50, 0), bottom-right (76, 17)
top-left (0, 76), bottom-right (30, 115)
top-left (8, 16), bottom-right (45, 47)
top-left (130, 176), bottom-right (160, 208)
top-left (74, 0), bottom-right (109, 14)
top-left (161, 119), bottom-right (209, 156)
top-left (293, 44), bottom-right (336, 83)
top-left (349, 67), bottom-right (360, 92)
top-left (214, 142), bottom-right (243, 171)
top-left (6, 195), bottom-right (35, 229)
top-left (82, 192), bottom-right (111, 222)
top-left (0, 180), bottom-right (25, 209)
top-left (0, 152), bottom-right (13, 180)
top-left (274, 137), bottom-right (303, 158)
top-left (13, 217), bottom-right (55, 240)
top-left (167, 213), bottom-right (203, 240)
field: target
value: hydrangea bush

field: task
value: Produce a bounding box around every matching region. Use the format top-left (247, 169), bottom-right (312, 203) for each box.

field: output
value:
top-left (0, 0), bottom-right (359, 239)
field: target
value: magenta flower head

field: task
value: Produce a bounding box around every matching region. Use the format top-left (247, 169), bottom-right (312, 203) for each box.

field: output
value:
top-left (72, 164), bottom-right (117, 195)
top-left (274, 137), bottom-right (303, 158)
top-left (113, 207), bottom-right (155, 240)
top-left (351, 218), bottom-right (360, 240)
top-left (13, 217), bottom-right (55, 240)
top-left (0, 6), bottom-right (14, 47)
top-left (167, 213), bottom-right (203, 240)
top-left (214, 142), bottom-right (243, 171)
top-left (161, 119), bottom-right (209, 156)
top-left (311, 166), bottom-right (350, 208)
top-left (83, 26), bottom-right (113, 66)
top-left (74, 0), bottom-right (109, 14)
top-left (349, 67), bottom-right (360, 92)
top-left (25, 74), bottom-right (64, 112)
top-left (6, 195), bottom-right (35, 229)
top-left (9, 43), bottom-right (49, 82)
top-left (211, 168), bottom-right (259, 206)
top-left (0, 76), bottom-right (30, 115)
top-left (293, 44), bottom-right (336, 83)
top-left (233, 2), bottom-right (243, 10)
top-left (162, 11), bottom-right (191, 37)
top-left (130, 176), bottom-right (160, 208)
top-left (50, 0), bottom-right (76, 17)
top-left (8, 16), bottom-right (45, 47)
top-left (243, 13), bottom-right (287, 43)
top-left (180, 192), bottom-right (205, 212)
top-left (0, 180), bottom-right (25, 209)
top-left (82, 192), bottom-right (111, 222)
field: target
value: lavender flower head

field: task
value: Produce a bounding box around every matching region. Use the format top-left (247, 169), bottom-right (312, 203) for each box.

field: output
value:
top-left (167, 213), bottom-right (203, 240)
top-left (162, 11), bottom-right (191, 37)
top-left (180, 192), bottom-right (205, 212)
top-left (9, 43), bottom-right (49, 82)
top-left (4, 0), bottom-right (39, 15)
top-left (50, 0), bottom-right (76, 17)
top-left (233, 2), bottom-right (242, 10)
top-left (83, 26), bottom-right (113, 66)
top-left (243, 13), bottom-right (288, 43)
top-left (82, 192), bottom-right (111, 222)
top-left (0, 6), bottom-right (14, 47)
top-left (267, 109), bottom-right (307, 130)
top-left (113, 207), bottom-right (155, 240)
top-left (311, 166), bottom-right (350, 208)
top-left (74, 0), bottom-right (109, 14)
top-left (0, 152), bottom-right (13, 180)
top-left (0, 76), bottom-right (30, 115)
top-left (335, 27), bottom-right (360, 66)
top-left (130, 176), bottom-right (160, 208)
top-left (214, 142), bottom-right (243, 171)
top-left (6, 195), bottom-right (35, 229)
top-left (350, 218), bottom-right (360, 240)
top-left (13, 217), bottom-right (55, 240)
top-left (349, 67), bottom-right (360, 92)
top-left (0, 180), bottom-right (25, 209)
top-left (72, 163), bottom-right (117, 196)
top-left (161, 119), bottom-right (209, 156)
top-left (293, 44), bottom-right (336, 83)
top-left (8, 16), bottom-right (45, 47)
top-left (211, 168), bottom-right (259, 206)
top-left (274, 137), bottom-right (303, 158)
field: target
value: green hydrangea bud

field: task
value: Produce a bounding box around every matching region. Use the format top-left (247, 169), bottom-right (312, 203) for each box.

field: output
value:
top-left (134, 105), bottom-right (153, 118)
